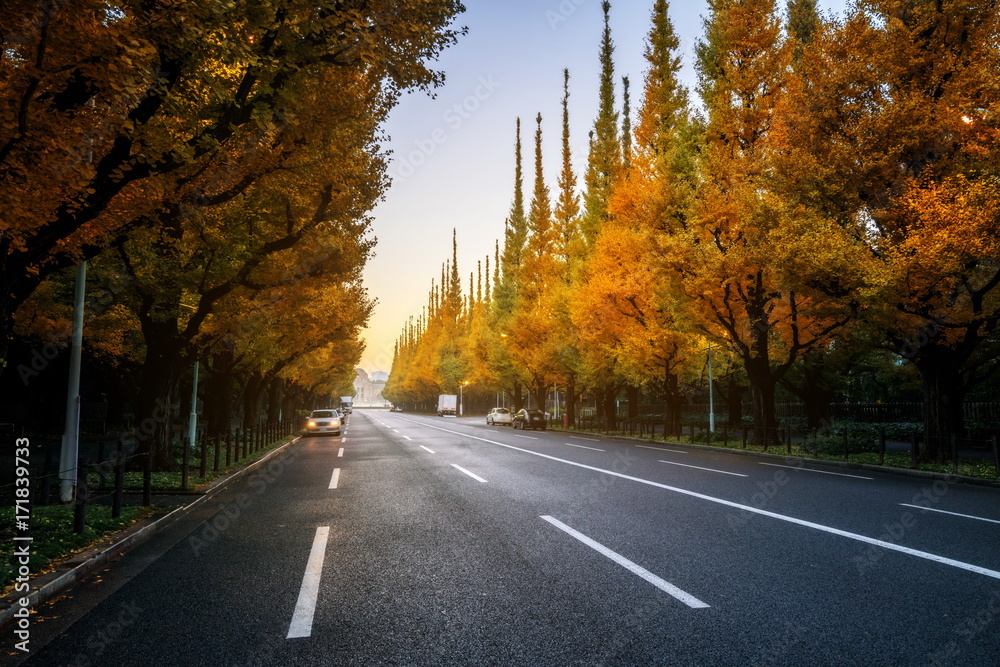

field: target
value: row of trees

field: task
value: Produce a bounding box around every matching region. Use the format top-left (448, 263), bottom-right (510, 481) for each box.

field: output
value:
top-left (384, 0), bottom-right (1000, 461)
top-left (1, 1), bottom-right (466, 468)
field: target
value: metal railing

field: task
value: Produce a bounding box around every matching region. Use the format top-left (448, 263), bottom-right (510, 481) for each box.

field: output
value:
top-left (0, 419), bottom-right (301, 535)
top-left (551, 415), bottom-right (1000, 478)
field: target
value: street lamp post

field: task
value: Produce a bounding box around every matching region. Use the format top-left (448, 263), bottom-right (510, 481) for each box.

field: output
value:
top-left (188, 360), bottom-right (199, 448)
top-left (707, 342), bottom-right (715, 433)
top-left (59, 261), bottom-right (87, 502)
top-left (460, 382), bottom-right (468, 417)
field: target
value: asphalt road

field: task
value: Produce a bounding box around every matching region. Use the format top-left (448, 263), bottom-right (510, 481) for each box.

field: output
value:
top-left (11, 409), bottom-right (1000, 666)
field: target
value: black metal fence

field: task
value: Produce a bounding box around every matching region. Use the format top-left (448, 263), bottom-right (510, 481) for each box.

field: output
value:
top-left (0, 419), bottom-right (300, 534)
top-left (555, 415), bottom-right (1000, 478)
top-left (680, 402), bottom-right (1000, 425)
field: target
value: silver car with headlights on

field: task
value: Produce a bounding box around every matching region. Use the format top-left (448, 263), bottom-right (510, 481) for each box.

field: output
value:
top-left (305, 409), bottom-right (341, 436)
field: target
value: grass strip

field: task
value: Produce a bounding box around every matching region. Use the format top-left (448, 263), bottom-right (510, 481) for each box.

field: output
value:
top-left (0, 504), bottom-right (152, 592)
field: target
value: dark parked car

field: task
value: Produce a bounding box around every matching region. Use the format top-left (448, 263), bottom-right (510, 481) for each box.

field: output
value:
top-left (512, 409), bottom-right (547, 431)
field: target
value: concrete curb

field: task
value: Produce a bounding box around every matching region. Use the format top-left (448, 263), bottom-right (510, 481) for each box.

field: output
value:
top-left (0, 436), bottom-right (302, 632)
top-left (556, 428), bottom-right (1000, 489)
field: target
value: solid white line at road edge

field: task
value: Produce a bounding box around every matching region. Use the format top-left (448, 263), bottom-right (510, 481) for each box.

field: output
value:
top-left (451, 464), bottom-right (488, 483)
top-left (565, 443), bottom-right (605, 452)
top-left (899, 504), bottom-right (1000, 525)
top-left (758, 462), bottom-right (873, 480)
top-left (329, 468), bottom-right (340, 489)
top-left (637, 445), bottom-right (687, 454)
top-left (541, 516), bottom-right (709, 609)
top-left (287, 526), bottom-right (330, 639)
top-left (402, 417), bottom-right (1000, 582)
top-left (658, 460), bottom-right (747, 477)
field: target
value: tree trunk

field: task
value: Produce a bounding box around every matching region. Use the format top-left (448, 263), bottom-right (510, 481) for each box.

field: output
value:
top-left (282, 384), bottom-right (299, 423)
top-left (509, 383), bottom-right (525, 412)
top-left (743, 298), bottom-right (782, 446)
top-left (662, 370), bottom-right (682, 438)
top-left (914, 349), bottom-right (967, 462)
top-left (780, 351), bottom-right (834, 431)
top-left (802, 385), bottom-right (833, 432)
top-left (746, 357), bottom-right (779, 446)
top-left (626, 385), bottom-right (639, 422)
top-left (723, 375), bottom-right (745, 429)
top-left (531, 379), bottom-right (548, 414)
top-left (267, 378), bottom-right (284, 422)
top-left (106, 368), bottom-right (137, 433)
top-left (178, 368), bottom-right (193, 435)
top-left (601, 386), bottom-right (617, 431)
top-left (242, 373), bottom-right (266, 430)
top-left (0, 306), bottom-right (14, 386)
top-left (133, 321), bottom-right (182, 471)
top-left (565, 375), bottom-right (577, 428)
top-left (204, 349), bottom-right (235, 440)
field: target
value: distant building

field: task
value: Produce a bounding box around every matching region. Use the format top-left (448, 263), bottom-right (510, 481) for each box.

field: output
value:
top-left (353, 368), bottom-right (387, 406)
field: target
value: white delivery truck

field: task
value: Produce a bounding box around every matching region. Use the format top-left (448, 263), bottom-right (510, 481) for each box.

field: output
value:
top-left (340, 396), bottom-right (353, 414)
top-left (437, 394), bottom-right (457, 417)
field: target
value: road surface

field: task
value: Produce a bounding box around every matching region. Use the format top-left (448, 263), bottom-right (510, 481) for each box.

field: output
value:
top-left (13, 409), bottom-right (1000, 666)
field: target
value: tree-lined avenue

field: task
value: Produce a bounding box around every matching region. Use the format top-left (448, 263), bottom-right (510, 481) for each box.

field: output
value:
top-left (18, 408), bottom-right (1000, 666)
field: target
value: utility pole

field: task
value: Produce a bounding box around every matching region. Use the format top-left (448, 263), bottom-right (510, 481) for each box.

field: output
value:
top-left (61, 95), bottom-right (94, 502)
top-left (188, 360), bottom-right (200, 447)
top-left (59, 261), bottom-right (87, 502)
top-left (707, 342), bottom-right (715, 433)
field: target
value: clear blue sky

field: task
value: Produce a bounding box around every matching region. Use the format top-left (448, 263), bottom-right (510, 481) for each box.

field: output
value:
top-left (359, 0), bottom-right (847, 374)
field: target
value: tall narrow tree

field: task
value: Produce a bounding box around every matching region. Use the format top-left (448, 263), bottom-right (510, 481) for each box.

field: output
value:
top-left (490, 120), bottom-right (530, 408)
top-left (581, 0), bottom-right (622, 245)
top-left (603, 0), bottom-right (699, 435)
top-left (510, 114), bottom-right (561, 408)
top-left (553, 68), bottom-right (584, 426)
top-left (786, 0), bottom-right (821, 65)
top-left (621, 76), bottom-right (632, 173)
top-left (503, 120), bottom-right (528, 282)
top-left (555, 69), bottom-right (581, 262)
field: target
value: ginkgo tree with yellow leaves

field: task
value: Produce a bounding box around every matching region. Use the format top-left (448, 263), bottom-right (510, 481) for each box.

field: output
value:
top-left (2, 1), bottom-right (467, 470)
top-left (775, 0), bottom-right (1000, 460)
top-left (488, 119), bottom-right (531, 411)
top-left (508, 114), bottom-right (564, 410)
top-left (585, 0), bottom-right (701, 436)
top-left (388, 0), bottom-right (1000, 453)
top-left (383, 231), bottom-right (502, 410)
top-left (653, 0), bottom-right (870, 444)
top-left (573, 219), bottom-right (699, 434)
